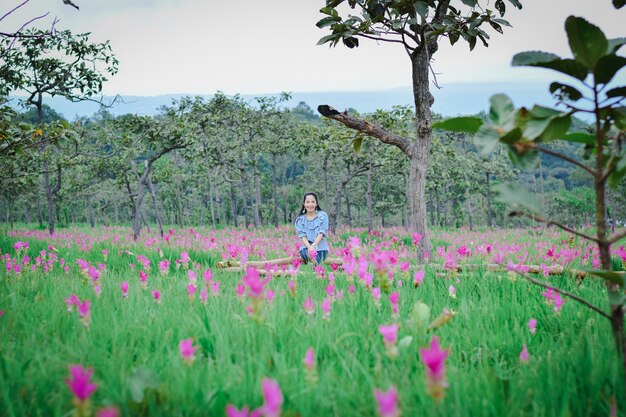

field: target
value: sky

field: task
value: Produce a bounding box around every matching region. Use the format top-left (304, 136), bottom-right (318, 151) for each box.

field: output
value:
top-left (4, 0), bottom-right (625, 96)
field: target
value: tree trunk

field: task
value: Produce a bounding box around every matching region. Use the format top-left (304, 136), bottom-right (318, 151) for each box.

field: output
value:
top-left (253, 157), bottom-right (262, 227)
top-left (345, 188), bottom-right (352, 228)
top-left (408, 49), bottom-right (435, 260)
top-left (465, 188), bottom-right (474, 231)
top-left (88, 195), bottom-right (95, 228)
top-left (323, 156), bottom-right (329, 202)
top-left (36, 191), bottom-right (43, 227)
top-left (486, 172), bottom-right (493, 227)
top-left (332, 185), bottom-right (343, 232)
top-left (132, 177), bottom-right (146, 240)
top-left (147, 173), bottom-right (164, 237)
top-left (272, 153), bottom-right (279, 228)
top-left (230, 181), bottom-right (238, 228)
top-left (239, 169), bottom-right (249, 228)
top-left (207, 165), bottom-right (216, 229)
top-left (367, 141), bottom-right (374, 231)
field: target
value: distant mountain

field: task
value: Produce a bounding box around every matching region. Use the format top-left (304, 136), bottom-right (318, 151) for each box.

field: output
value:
top-left (11, 82), bottom-right (557, 120)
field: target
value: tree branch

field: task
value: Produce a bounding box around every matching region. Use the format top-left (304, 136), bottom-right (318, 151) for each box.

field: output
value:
top-left (536, 145), bottom-right (596, 177)
top-left (517, 272), bottom-right (611, 320)
top-left (317, 105), bottom-right (412, 156)
top-left (609, 229), bottom-right (626, 246)
top-left (509, 211), bottom-right (599, 243)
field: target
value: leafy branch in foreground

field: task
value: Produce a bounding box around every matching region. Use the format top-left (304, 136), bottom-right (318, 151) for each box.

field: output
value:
top-left (434, 11), bottom-right (626, 374)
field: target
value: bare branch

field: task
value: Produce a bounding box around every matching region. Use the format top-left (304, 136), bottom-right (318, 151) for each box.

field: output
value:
top-left (518, 272), bottom-right (611, 320)
top-left (536, 145), bottom-right (596, 177)
top-left (0, 0), bottom-right (30, 23)
top-left (510, 211), bottom-right (599, 243)
top-left (609, 229), bottom-right (626, 246)
top-left (317, 105), bottom-right (412, 156)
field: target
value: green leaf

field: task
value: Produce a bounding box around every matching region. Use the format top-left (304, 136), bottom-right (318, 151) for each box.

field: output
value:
top-left (460, 0), bottom-right (478, 7)
top-left (410, 302), bottom-right (431, 329)
top-left (512, 50), bottom-right (560, 66)
top-left (594, 55), bottom-right (626, 85)
top-left (562, 132), bottom-right (596, 145)
top-left (608, 37), bottom-right (626, 53)
top-left (432, 116), bottom-right (483, 133)
top-left (495, 0), bottom-right (505, 16)
top-left (343, 36), bottom-right (359, 48)
top-left (606, 86), bottom-right (626, 98)
top-left (316, 16), bottom-right (340, 28)
top-left (129, 367), bottom-right (160, 403)
top-left (474, 124), bottom-right (500, 156)
top-left (398, 336), bottom-right (414, 349)
top-left (549, 82), bottom-right (583, 101)
top-left (494, 182), bottom-right (541, 213)
top-left (512, 52), bottom-right (589, 80)
top-left (507, 0), bottom-right (522, 8)
top-left (582, 269), bottom-right (625, 287)
top-left (488, 94), bottom-right (515, 125)
top-left (565, 16), bottom-right (608, 69)
top-left (414, 1), bottom-right (429, 21)
top-left (609, 155), bottom-right (626, 188)
top-left (317, 34), bottom-right (338, 46)
top-left (507, 145), bottom-right (539, 170)
top-left (352, 135), bottom-right (363, 153)
top-left (538, 115), bottom-right (571, 142)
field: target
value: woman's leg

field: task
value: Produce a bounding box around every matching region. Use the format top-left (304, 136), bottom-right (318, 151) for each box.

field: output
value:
top-left (317, 250), bottom-right (328, 264)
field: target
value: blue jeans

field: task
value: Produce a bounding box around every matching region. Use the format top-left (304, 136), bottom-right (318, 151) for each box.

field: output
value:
top-left (300, 247), bottom-right (328, 264)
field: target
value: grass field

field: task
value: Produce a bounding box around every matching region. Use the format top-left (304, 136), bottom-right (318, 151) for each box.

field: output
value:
top-left (1, 224), bottom-right (624, 417)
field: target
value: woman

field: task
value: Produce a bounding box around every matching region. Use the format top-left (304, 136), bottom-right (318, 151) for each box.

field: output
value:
top-left (295, 192), bottom-right (329, 264)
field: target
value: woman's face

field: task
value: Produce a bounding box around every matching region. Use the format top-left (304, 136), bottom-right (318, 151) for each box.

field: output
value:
top-left (304, 196), bottom-right (317, 213)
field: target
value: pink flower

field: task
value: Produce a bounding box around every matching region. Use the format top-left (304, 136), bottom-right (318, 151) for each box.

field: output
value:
top-left (372, 287), bottom-right (381, 304)
top-left (326, 283), bottom-right (335, 298)
top-left (152, 290), bottom-right (161, 303)
top-left (225, 405), bottom-right (252, 417)
top-left (528, 318), bottom-right (537, 334)
top-left (374, 386), bottom-right (399, 417)
top-left (121, 282), bottom-right (129, 298)
top-left (389, 292), bottom-right (399, 315)
top-left (419, 336), bottom-right (450, 399)
top-left (303, 295), bottom-right (316, 315)
top-left (236, 283), bottom-right (246, 298)
top-left (65, 365), bottom-right (98, 402)
top-left (348, 285), bottom-right (355, 295)
top-left (243, 267), bottom-right (269, 298)
top-left (378, 324), bottom-right (398, 345)
top-left (448, 285), bottom-right (457, 298)
top-left (412, 233), bottom-right (423, 246)
top-left (519, 344), bottom-right (529, 363)
top-left (158, 260), bottom-right (170, 275)
top-left (187, 283), bottom-right (197, 298)
top-left (200, 288), bottom-right (208, 304)
top-left (139, 270), bottom-right (148, 283)
top-left (288, 280), bottom-right (296, 297)
top-left (211, 280), bottom-right (221, 297)
top-left (96, 407), bottom-right (119, 417)
top-left (179, 338), bottom-right (197, 363)
top-left (553, 293), bottom-right (566, 313)
top-left (260, 378), bottom-right (283, 417)
top-left (203, 268), bottom-right (213, 284)
top-left (303, 347), bottom-right (316, 371)
top-left (77, 300), bottom-right (91, 327)
top-left (266, 289), bottom-right (275, 304)
top-left (308, 248), bottom-right (318, 262)
top-left (187, 270), bottom-right (197, 282)
top-left (65, 294), bottom-right (80, 312)
top-left (322, 297), bottom-right (331, 319)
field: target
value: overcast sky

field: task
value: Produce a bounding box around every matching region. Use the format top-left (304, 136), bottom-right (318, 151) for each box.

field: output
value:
top-left (5, 0), bottom-right (625, 96)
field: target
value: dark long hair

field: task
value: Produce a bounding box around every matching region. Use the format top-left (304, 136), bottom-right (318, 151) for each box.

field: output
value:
top-left (298, 192), bottom-right (322, 216)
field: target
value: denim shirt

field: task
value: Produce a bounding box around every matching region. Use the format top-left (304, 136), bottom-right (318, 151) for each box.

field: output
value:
top-left (295, 210), bottom-right (329, 251)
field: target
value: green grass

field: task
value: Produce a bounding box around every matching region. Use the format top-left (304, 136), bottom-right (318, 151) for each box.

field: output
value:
top-left (0, 226), bottom-right (623, 417)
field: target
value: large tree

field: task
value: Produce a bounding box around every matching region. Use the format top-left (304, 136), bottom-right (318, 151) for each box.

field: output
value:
top-left (316, 0), bottom-right (522, 260)
top-left (1, 28), bottom-right (117, 235)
